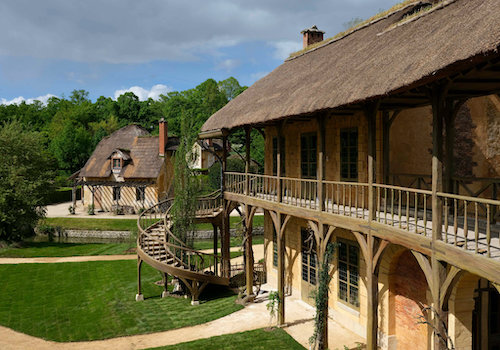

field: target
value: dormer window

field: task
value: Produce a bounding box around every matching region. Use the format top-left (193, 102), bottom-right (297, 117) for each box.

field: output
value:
top-left (112, 158), bottom-right (122, 173)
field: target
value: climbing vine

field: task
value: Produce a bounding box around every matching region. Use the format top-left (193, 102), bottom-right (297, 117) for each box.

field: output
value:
top-left (310, 242), bottom-right (336, 350)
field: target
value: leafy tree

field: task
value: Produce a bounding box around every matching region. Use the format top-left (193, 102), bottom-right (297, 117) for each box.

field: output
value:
top-left (0, 121), bottom-right (55, 241)
top-left (171, 112), bottom-right (199, 246)
top-left (116, 92), bottom-right (141, 125)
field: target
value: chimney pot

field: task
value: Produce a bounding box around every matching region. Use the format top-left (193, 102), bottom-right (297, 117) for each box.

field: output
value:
top-left (159, 118), bottom-right (168, 157)
top-left (301, 25), bottom-right (325, 49)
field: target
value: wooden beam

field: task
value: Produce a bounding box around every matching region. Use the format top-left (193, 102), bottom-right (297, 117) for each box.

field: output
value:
top-left (364, 102), bottom-right (379, 221)
top-left (245, 204), bottom-right (257, 298)
top-left (317, 116), bottom-right (326, 211)
top-left (221, 135), bottom-right (231, 278)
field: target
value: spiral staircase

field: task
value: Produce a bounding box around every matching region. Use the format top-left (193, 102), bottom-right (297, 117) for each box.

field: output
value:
top-left (136, 191), bottom-right (228, 303)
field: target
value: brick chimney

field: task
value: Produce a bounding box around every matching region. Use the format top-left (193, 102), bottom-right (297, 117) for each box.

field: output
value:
top-left (301, 25), bottom-right (325, 49)
top-left (159, 118), bottom-right (168, 157)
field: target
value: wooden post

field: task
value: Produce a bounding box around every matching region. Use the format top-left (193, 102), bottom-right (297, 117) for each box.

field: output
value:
top-left (212, 223), bottom-right (218, 276)
top-left (317, 116), bottom-right (325, 211)
top-left (245, 127), bottom-right (251, 195)
top-left (430, 84), bottom-right (447, 350)
top-left (221, 134), bottom-right (231, 278)
top-left (71, 184), bottom-right (77, 214)
top-left (276, 212), bottom-right (285, 325)
top-left (91, 186), bottom-right (95, 212)
top-left (365, 102), bottom-right (379, 221)
top-left (353, 232), bottom-right (388, 350)
top-left (382, 111), bottom-right (400, 185)
top-left (277, 123), bottom-right (283, 203)
top-left (136, 259), bottom-right (144, 301)
top-left (245, 205), bottom-right (256, 298)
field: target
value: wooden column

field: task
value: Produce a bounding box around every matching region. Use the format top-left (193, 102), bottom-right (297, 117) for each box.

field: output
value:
top-left (245, 205), bottom-right (257, 298)
top-left (317, 116), bottom-right (326, 211)
top-left (71, 184), bottom-right (77, 214)
top-left (221, 134), bottom-right (231, 278)
top-left (382, 110), bottom-right (400, 184)
top-left (245, 127), bottom-right (251, 195)
top-left (270, 211), bottom-right (291, 326)
top-left (91, 186), bottom-right (95, 213)
top-left (353, 232), bottom-right (389, 350)
top-left (430, 84), bottom-right (447, 350)
top-left (276, 122), bottom-right (283, 203)
top-left (212, 223), bottom-right (218, 276)
top-left (365, 102), bottom-right (379, 221)
top-left (136, 258), bottom-right (144, 301)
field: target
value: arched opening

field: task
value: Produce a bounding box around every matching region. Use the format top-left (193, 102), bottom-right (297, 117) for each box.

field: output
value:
top-left (389, 250), bottom-right (429, 350)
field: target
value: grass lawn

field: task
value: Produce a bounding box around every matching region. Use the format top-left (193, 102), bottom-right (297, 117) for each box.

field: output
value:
top-left (41, 215), bottom-right (264, 233)
top-left (149, 328), bottom-right (305, 350)
top-left (0, 260), bottom-right (243, 342)
top-left (0, 241), bottom-right (136, 258)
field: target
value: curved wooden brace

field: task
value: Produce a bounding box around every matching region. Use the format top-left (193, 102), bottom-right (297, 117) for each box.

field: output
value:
top-left (269, 211), bottom-right (291, 239)
top-left (353, 232), bottom-right (389, 274)
top-left (439, 266), bottom-right (464, 310)
top-left (411, 251), bottom-right (433, 294)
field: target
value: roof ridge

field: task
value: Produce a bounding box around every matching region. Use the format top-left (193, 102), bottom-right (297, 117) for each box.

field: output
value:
top-left (286, 1), bottom-right (426, 62)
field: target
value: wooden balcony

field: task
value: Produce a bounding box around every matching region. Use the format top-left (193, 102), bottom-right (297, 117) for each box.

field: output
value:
top-left (224, 172), bottom-right (500, 284)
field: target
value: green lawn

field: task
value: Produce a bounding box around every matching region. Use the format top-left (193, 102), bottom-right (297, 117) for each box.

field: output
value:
top-left (0, 260), bottom-right (243, 342)
top-left (0, 241), bottom-right (135, 258)
top-left (149, 328), bottom-right (305, 350)
top-left (41, 215), bottom-right (263, 233)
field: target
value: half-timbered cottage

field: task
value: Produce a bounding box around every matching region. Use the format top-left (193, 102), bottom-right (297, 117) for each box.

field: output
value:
top-left (199, 1), bottom-right (500, 349)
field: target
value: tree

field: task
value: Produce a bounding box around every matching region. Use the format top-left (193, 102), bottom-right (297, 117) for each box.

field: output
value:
top-left (0, 121), bottom-right (55, 241)
top-left (171, 112), bottom-right (199, 246)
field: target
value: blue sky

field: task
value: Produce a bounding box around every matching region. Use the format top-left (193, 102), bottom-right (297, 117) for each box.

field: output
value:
top-left (0, 0), bottom-right (400, 104)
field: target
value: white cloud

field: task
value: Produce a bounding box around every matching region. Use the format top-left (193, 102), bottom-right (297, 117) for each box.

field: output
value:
top-left (0, 0), bottom-right (398, 64)
top-left (269, 40), bottom-right (302, 60)
top-left (216, 59), bottom-right (241, 72)
top-left (0, 93), bottom-right (57, 106)
top-left (113, 84), bottom-right (173, 101)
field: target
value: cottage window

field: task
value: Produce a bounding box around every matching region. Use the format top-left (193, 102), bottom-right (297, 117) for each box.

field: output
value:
top-left (272, 137), bottom-right (286, 176)
top-left (112, 158), bottom-right (122, 171)
top-left (300, 133), bottom-right (317, 179)
top-left (272, 226), bottom-right (278, 267)
top-left (112, 187), bottom-right (121, 201)
top-left (136, 187), bottom-right (146, 201)
top-left (338, 239), bottom-right (360, 308)
top-left (340, 128), bottom-right (358, 181)
top-left (301, 228), bottom-right (317, 285)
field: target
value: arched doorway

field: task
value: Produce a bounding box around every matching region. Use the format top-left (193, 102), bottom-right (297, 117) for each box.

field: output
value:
top-left (389, 250), bottom-right (429, 350)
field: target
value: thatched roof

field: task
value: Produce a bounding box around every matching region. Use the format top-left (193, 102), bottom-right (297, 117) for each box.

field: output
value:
top-left (79, 124), bottom-right (172, 180)
top-left (201, 0), bottom-right (500, 134)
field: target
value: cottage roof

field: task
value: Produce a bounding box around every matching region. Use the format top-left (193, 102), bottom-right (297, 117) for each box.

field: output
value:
top-left (201, 0), bottom-right (500, 134)
top-left (79, 124), bottom-right (172, 179)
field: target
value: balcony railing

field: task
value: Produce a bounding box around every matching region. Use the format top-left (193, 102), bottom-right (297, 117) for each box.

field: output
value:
top-left (225, 172), bottom-right (500, 260)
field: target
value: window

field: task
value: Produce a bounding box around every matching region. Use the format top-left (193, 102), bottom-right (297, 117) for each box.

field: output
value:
top-left (340, 128), bottom-right (358, 181)
top-left (136, 187), bottom-right (145, 201)
top-left (301, 133), bottom-right (317, 178)
top-left (301, 228), bottom-right (317, 285)
top-left (272, 226), bottom-right (278, 267)
top-left (112, 187), bottom-right (121, 201)
top-left (272, 137), bottom-right (286, 176)
top-left (112, 158), bottom-right (122, 169)
top-left (338, 240), bottom-right (360, 308)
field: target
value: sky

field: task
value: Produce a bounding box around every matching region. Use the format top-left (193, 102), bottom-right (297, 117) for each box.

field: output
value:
top-left (0, 0), bottom-right (401, 104)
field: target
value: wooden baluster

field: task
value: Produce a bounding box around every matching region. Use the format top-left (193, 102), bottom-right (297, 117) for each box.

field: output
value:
top-left (377, 187), bottom-right (381, 222)
top-left (454, 199), bottom-right (458, 246)
top-left (487, 204), bottom-right (491, 258)
top-left (355, 185), bottom-right (359, 218)
top-left (398, 190), bottom-right (402, 229)
top-left (414, 193), bottom-right (419, 234)
top-left (362, 186), bottom-right (365, 219)
top-left (348, 184), bottom-right (352, 217)
top-left (474, 202), bottom-right (479, 254)
top-left (391, 189), bottom-right (394, 226)
top-left (463, 200), bottom-right (468, 250)
top-left (406, 191), bottom-right (410, 231)
top-left (336, 184), bottom-right (340, 214)
top-left (342, 184), bottom-right (346, 215)
top-left (444, 198), bottom-right (449, 243)
top-left (423, 195), bottom-right (427, 236)
top-left (384, 188), bottom-right (388, 224)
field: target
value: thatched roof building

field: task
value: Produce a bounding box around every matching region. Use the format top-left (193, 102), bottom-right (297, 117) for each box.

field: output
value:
top-left (201, 0), bottom-right (500, 135)
top-left (79, 124), bottom-right (171, 179)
